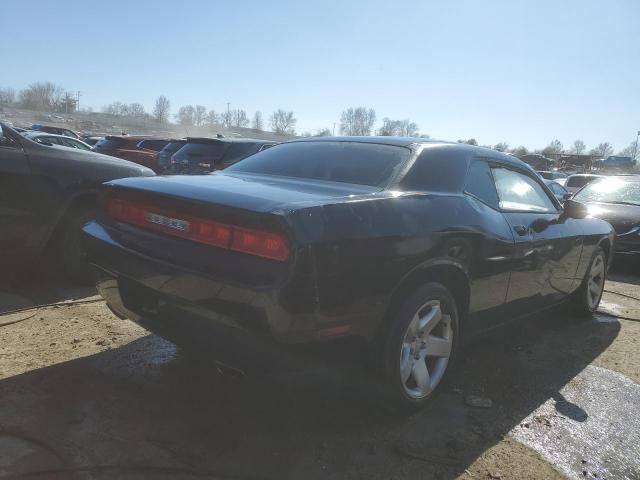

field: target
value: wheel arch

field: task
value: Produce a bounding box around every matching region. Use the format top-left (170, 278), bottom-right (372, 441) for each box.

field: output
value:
top-left (376, 259), bottom-right (471, 343)
top-left (44, 189), bottom-right (100, 250)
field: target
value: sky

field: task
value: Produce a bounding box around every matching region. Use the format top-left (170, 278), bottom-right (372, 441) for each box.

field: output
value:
top-left (2, 0), bottom-right (639, 152)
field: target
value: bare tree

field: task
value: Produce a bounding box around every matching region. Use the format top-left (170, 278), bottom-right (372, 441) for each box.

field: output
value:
top-left (102, 102), bottom-right (123, 115)
top-left (206, 110), bottom-right (219, 127)
top-left (457, 138), bottom-right (478, 145)
top-left (379, 118), bottom-right (400, 136)
top-left (221, 109), bottom-right (233, 129)
top-left (129, 103), bottom-right (145, 117)
top-left (233, 109), bottom-right (250, 128)
top-left (543, 139), bottom-right (563, 155)
top-left (175, 105), bottom-right (195, 126)
top-left (315, 128), bottom-right (332, 136)
top-left (153, 96), bottom-right (171, 124)
top-left (510, 145), bottom-right (529, 157)
top-left (194, 105), bottom-right (207, 126)
top-left (19, 81), bottom-right (64, 110)
top-left (270, 109), bottom-right (296, 135)
top-left (617, 142), bottom-right (639, 160)
top-left (493, 142), bottom-right (509, 152)
top-left (59, 92), bottom-right (76, 114)
top-left (570, 139), bottom-right (586, 155)
top-left (590, 142), bottom-right (613, 159)
top-left (252, 111), bottom-right (263, 130)
top-left (339, 107), bottom-right (376, 136)
top-left (0, 87), bottom-right (16, 105)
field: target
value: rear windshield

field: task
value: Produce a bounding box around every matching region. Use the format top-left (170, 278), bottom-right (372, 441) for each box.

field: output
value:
top-left (174, 142), bottom-right (226, 161)
top-left (93, 138), bottom-right (126, 150)
top-left (160, 141), bottom-right (186, 154)
top-left (138, 139), bottom-right (170, 151)
top-left (538, 171), bottom-right (553, 180)
top-left (225, 141), bottom-right (410, 187)
top-left (566, 176), bottom-right (598, 188)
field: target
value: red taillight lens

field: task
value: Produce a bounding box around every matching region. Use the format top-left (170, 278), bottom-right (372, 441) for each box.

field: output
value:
top-left (107, 196), bottom-right (289, 261)
top-left (231, 226), bottom-right (289, 262)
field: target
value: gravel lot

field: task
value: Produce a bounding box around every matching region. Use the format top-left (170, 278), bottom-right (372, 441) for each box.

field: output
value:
top-left (1, 266), bottom-right (639, 480)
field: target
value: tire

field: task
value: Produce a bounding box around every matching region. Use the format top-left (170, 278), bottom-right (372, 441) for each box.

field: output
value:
top-left (570, 246), bottom-right (607, 317)
top-left (381, 282), bottom-right (459, 411)
top-left (54, 206), bottom-right (96, 284)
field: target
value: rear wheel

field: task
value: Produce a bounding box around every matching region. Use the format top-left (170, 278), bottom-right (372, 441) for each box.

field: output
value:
top-left (571, 246), bottom-right (607, 317)
top-left (382, 282), bottom-right (459, 411)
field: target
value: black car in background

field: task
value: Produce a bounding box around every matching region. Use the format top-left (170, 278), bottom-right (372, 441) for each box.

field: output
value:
top-left (0, 123), bottom-right (154, 283)
top-left (156, 139), bottom-right (186, 173)
top-left (84, 137), bottom-right (614, 410)
top-left (572, 175), bottom-right (640, 257)
top-left (168, 137), bottom-right (276, 174)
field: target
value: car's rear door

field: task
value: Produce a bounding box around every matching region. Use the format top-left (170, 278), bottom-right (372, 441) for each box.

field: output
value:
top-left (491, 163), bottom-right (583, 311)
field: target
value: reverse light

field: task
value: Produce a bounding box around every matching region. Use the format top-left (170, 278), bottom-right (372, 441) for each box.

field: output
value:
top-left (107, 196), bottom-right (289, 261)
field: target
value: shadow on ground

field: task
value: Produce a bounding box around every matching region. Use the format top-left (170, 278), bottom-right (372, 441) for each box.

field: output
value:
top-left (0, 302), bottom-right (621, 479)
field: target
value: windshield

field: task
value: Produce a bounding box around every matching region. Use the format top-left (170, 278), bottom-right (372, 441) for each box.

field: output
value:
top-left (574, 178), bottom-right (640, 206)
top-left (226, 141), bottom-right (410, 187)
top-left (159, 141), bottom-right (186, 155)
top-left (566, 176), bottom-right (599, 188)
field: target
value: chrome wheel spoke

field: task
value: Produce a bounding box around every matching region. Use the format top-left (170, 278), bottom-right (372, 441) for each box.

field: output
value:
top-left (400, 343), bottom-right (414, 383)
top-left (589, 281), bottom-right (601, 297)
top-left (417, 302), bottom-right (442, 335)
top-left (424, 334), bottom-right (451, 358)
top-left (411, 358), bottom-right (431, 394)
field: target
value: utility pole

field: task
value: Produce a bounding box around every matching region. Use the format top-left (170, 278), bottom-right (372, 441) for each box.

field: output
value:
top-left (226, 102), bottom-right (231, 129)
top-left (76, 91), bottom-right (81, 113)
top-left (633, 130), bottom-right (640, 165)
top-left (332, 122), bottom-right (335, 136)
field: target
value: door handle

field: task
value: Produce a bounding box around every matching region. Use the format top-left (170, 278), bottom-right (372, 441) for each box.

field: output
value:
top-left (513, 225), bottom-right (529, 236)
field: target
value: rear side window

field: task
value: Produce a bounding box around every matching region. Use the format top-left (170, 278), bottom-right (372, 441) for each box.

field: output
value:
top-left (465, 160), bottom-right (499, 207)
top-left (221, 143), bottom-right (261, 166)
top-left (225, 141), bottom-right (409, 187)
top-left (492, 167), bottom-right (556, 212)
top-left (401, 147), bottom-right (469, 192)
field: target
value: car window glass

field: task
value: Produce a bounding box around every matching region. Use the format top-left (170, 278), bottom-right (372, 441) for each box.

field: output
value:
top-left (401, 148), bottom-right (469, 192)
top-left (465, 160), bottom-right (499, 207)
top-left (226, 141), bottom-right (410, 187)
top-left (0, 127), bottom-right (18, 148)
top-left (492, 167), bottom-right (556, 212)
top-left (222, 143), bottom-right (260, 166)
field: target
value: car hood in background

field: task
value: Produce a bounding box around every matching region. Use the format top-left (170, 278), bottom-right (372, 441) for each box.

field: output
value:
top-left (585, 202), bottom-right (640, 234)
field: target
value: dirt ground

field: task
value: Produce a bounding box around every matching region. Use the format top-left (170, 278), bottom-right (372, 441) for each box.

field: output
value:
top-left (1, 265), bottom-right (639, 480)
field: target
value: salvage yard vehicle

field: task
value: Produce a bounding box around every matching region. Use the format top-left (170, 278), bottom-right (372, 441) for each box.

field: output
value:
top-left (30, 123), bottom-right (81, 139)
top-left (22, 131), bottom-right (93, 151)
top-left (156, 138), bottom-right (186, 173)
top-left (0, 123), bottom-right (154, 283)
top-left (168, 137), bottom-right (277, 174)
top-left (565, 174), bottom-right (605, 194)
top-left (572, 175), bottom-right (640, 258)
top-left (92, 135), bottom-right (171, 172)
top-left (83, 137), bottom-right (615, 410)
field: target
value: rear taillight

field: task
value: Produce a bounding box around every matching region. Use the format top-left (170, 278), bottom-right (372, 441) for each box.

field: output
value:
top-left (107, 196), bottom-right (289, 261)
top-left (231, 226), bottom-right (289, 261)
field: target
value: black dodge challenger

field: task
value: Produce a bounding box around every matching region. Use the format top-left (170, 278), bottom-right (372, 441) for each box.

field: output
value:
top-left (83, 137), bottom-right (615, 409)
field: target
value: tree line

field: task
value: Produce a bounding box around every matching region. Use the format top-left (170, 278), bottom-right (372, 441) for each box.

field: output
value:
top-left (1, 82), bottom-right (636, 158)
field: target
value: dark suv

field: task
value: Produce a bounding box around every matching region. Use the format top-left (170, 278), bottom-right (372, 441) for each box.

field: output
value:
top-left (93, 135), bottom-right (171, 172)
top-left (156, 139), bottom-right (187, 174)
top-left (169, 137), bottom-right (276, 174)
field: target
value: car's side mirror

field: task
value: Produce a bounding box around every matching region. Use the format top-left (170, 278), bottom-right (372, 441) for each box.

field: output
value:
top-left (563, 199), bottom-right (588, 219)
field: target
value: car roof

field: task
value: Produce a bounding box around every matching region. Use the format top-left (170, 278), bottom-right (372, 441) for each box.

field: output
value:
top-left (23, 131), bottom-right (79, 140)
top-left (184, 137), bottom-right (275, 144)
top-left (286, 136), bottom-right (534, 170)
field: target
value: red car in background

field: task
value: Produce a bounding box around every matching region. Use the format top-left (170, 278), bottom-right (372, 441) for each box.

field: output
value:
top-left (92, 135), bottom-right (171, 172)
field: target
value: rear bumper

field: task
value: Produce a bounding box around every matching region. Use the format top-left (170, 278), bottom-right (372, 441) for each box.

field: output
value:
top-left (82, 221), bottom-right (325, 348)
